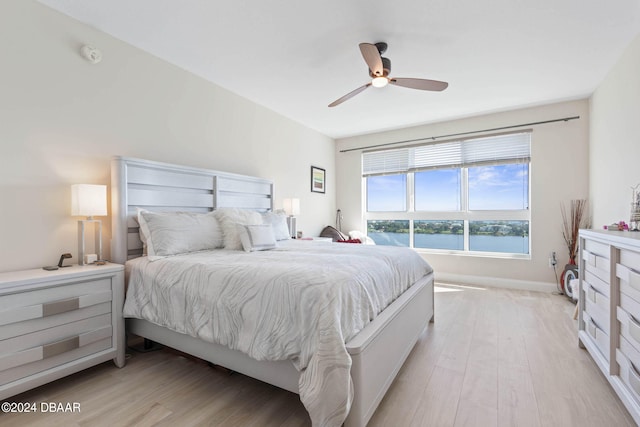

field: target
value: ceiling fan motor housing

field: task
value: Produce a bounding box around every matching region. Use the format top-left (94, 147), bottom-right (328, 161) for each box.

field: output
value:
top-left (374, 42), bottom-right (388, 54)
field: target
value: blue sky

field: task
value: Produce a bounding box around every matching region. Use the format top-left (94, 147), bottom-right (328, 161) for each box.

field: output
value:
top-left (367, 164), bottom-right (528, 211)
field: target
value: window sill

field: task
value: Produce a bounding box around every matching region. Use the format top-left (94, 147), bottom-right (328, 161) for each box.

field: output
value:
top-left (413, 247), bottom-right (531, 260)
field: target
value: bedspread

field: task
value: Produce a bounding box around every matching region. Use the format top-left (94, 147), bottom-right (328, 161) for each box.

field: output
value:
top-left (123, 241), bottom-right (432, 426)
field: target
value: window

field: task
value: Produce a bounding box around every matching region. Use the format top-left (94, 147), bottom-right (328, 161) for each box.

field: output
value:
top-left (367, 175), bottom-right (406, 212)
top-left (415, 169), bottom-right (461, 211)
top-left (414, 220), bottom-right (464, 250)
top-left (367, 220), bottom-right (409, 246)
top-left (363, 132), bottom-right (531, 256)
top-left (468, 164), bottom-right (528, 210)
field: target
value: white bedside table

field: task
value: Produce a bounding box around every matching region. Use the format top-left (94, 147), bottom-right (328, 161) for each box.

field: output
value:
top-left (0, 263), bottom-right (125, 400)
top-left (298, 237), bottom-right (333, 243)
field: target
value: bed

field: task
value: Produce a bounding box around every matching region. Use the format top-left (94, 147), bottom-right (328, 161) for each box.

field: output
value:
top-left (110, 156), bottom-right (434, 427)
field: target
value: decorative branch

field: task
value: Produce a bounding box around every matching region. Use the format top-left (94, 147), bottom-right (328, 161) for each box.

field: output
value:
top-left (561, 199), bottom-right (591, 264)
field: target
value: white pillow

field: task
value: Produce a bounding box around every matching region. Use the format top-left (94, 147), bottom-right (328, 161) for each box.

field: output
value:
top-left (237, 224), bottom-right (277, 252)
top-left (214, 208), bottom-right (263, 250)
top-left (262, 210), bottom-right (291, 241)
top-left (349, 230), bottom-right (377, 245)
top-left (137, 210), bottom-right (223, 259)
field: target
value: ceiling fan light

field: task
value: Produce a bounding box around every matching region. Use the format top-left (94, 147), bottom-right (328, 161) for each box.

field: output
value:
top-left (371, 76), bottom-right (388, 88)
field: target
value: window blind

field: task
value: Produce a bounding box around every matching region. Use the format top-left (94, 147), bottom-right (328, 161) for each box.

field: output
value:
top-left (362, 132), bottom-right (531, 176)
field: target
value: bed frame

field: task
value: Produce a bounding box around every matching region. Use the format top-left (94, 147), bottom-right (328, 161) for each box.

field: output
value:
top-left (110, 156), bottom-right (434, 427)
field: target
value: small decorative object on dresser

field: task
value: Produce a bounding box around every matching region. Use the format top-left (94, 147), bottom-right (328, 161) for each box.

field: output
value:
top-left (630, 184), bottom-right (640, 231)
top-left (0, 263), bottom-right (125, 400)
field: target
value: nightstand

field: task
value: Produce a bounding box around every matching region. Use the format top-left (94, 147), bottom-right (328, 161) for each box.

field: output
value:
top-left (0, 263), bottom-right (125, 400)
top-left (298, 237), bottom-right (333, 243)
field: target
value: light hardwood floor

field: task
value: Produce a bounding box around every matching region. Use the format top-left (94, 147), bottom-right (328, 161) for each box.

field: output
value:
top-left (1, 284), bottom-right (636, 426)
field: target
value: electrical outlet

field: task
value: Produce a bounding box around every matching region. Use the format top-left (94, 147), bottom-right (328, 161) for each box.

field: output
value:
top-left (549, 251), bottom-right (557, 268)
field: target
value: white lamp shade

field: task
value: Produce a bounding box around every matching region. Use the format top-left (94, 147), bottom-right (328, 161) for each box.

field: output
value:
top-left (71, 184), bottom-right (107, 217)
top-left (283, 198), bottom-right (300, 216)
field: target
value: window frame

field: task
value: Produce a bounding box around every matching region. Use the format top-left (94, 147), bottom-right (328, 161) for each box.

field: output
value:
top-left (363, 163), bottom-right (531, 259)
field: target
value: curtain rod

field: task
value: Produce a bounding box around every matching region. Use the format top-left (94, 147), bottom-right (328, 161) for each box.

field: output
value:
top-left (339, 115), bottom-right (580, 153)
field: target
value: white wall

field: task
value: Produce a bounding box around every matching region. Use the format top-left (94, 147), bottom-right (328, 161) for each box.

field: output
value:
top-left (336, 100), bottom-right (590, 290)
top-left (590, 32), bottom-right (640, 227)
top-left (0, 0), bottom-right (335, 272)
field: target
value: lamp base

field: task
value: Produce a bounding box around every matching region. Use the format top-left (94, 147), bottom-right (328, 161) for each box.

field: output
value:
top-left (286, 216), bottom-right (297, 239)
top-left (78, 219), bottom-right (102, 266)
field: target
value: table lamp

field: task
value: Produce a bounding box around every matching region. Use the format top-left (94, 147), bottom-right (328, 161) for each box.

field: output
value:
top-left (283, 198), bottom-right (300, 238)
top-left (71, 184), bottom-right (107, 265)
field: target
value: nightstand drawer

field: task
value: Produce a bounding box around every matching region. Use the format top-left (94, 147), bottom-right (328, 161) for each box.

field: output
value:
top-left (0, 314), bottom-right (112, 385)
top-left (0, 278), bottom-right (112, 326)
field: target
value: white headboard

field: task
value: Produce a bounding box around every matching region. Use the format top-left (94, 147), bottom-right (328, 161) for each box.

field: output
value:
top-left (110, 156), bottom-right (274, 264)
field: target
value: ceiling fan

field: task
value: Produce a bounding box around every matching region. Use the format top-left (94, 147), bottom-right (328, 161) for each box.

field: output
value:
top-left (328, 42), bottom-right (449, 107)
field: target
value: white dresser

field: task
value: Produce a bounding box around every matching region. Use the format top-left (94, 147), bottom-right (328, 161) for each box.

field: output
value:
top-left (0, 263), bottom-right (125, 400)
top-left (579, 229), bottom-right (640, 424)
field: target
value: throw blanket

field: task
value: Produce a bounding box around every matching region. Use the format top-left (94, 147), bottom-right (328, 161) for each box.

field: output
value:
top-left (123, 241), bottom-right (432, 426)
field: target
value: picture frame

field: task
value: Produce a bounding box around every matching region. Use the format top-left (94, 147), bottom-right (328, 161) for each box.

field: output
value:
top-left (311, 166), bottom-right (326, 194)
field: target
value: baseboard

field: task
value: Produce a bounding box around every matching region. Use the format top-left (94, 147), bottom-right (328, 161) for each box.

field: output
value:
top-left (435, 272), bottom-right (557, 293)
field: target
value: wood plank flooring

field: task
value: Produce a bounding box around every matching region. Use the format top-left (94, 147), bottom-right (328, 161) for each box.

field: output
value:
top-left (1, 284), bottom-right (635, 426)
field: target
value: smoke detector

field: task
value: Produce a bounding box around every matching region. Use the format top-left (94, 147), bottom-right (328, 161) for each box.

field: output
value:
top-left (80, 45), bottom-right (102, 64)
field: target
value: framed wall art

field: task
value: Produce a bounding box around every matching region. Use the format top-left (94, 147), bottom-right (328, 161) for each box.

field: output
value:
top-left (311, 166), bottom-right (325, 193)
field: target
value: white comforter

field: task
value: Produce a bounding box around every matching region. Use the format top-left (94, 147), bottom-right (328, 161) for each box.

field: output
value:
top-left (123, 240), bottom-right (432, 426)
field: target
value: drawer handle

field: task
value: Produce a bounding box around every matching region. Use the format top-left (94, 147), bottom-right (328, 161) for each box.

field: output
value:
top-left (587, 287), bottom-right (597, 304)
top-left (42, 336), bottom-right (80, 359)
top-left (628, 314), bottom-right (640, 345)
top-left (588, 253), bottom-right (597, 267)
top-left (629, 360), bottom-right (640, 396)
top-left (43, 297), bottom-right (80, 317)
top-left (630, 269), bottom-right (640, 293)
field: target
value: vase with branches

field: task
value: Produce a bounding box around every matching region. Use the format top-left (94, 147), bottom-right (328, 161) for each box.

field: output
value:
top-left (561, 199), bottom-right (591, 265)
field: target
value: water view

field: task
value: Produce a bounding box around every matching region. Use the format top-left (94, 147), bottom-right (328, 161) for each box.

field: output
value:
top-left (368, 232), bottom-right (529, 254)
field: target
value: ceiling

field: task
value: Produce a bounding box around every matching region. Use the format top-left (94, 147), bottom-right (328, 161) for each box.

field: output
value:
top-left (38, 0), bottom-right (640, 139)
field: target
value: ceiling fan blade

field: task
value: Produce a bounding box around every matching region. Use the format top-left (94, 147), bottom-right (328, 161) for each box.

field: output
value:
top-left (389, 78), bottom-right (449, 91)
top-left (359, 43), bottom-right (384, 77)
top-left (328, 83), bottom-right (371, 107)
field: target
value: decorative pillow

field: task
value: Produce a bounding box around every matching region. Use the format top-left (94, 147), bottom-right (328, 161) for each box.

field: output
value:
top-left (336, 238), bottom-right (362, 244)
top-left (137, 210), bottom-right (223, 259)
top-left (349, 230), bottom-right (376, 245)
top-left (320, 225), bottom-right (348, 242)
top-left (214, 208), bottom-right (264, 250)
top-left (262, 210), bottom-right (291, 241)
top-left (237, 224), bottom-right (277, 252)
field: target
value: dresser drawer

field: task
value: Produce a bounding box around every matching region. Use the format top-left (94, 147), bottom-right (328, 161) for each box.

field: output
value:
top-left (584, 269), bottom-right (610, 298)
top-left (618, 262), bottom-right (640, 304)
top-left (583, 311), bottom-right (610, 361)
top-left (618, 306), bottom-right (640, 356)
top-left (617, 347), bottom-right (640, 406)
top-left (0, 313), bottom-right (112, 385)
top-left (584, 281), bottom-right (610, 331)
top-left (583, 249), bottom-right (610, 283)
top-left (621, 249), bottom-right (640, 272)
top-left (584, 239), bottom-right (611, 260)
